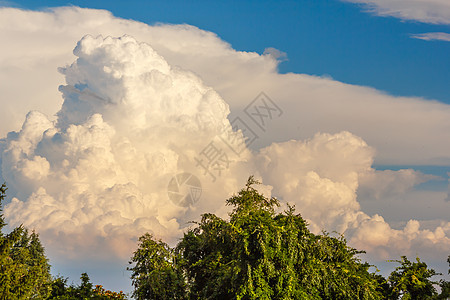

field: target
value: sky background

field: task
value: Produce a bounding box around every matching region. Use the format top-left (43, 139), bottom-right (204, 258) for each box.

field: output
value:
top-left (0, 0), bottom-right (449, 294)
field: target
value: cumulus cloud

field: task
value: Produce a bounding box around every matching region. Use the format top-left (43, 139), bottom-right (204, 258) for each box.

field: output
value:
top-left (252, 134), bottom-right (450, 260)
top-left (1, 7), bottom-right (450, 166)
top-left (349, 218), bottom-right (450, 260)
top-left (1, 35), bottom-right (249, 258)
top-left (1, 6), bottom-right (449, 277)
top-left (252, 132), bottom-right (374, 233)
top-left (342, 0), bottom-right (450, 24)
top-left (410, 32), bottom-right (450, 41)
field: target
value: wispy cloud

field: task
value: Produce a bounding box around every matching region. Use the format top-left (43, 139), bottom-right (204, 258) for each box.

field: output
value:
top-left (343, 0), bottom-right (450, 24)
top-left (263, 47), bottom-right (288, 63)
top-left (410, 32), bottom-right (450, 41)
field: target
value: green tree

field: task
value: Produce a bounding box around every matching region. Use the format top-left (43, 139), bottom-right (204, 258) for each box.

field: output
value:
top-left (372, 273), bottom-right (393, 299)
top-left (78, 272), bottom-right (94, 298)
top-left (132, 176), bottom-right (382, 299)
top-left (47, 276), bottom-right (72, 299)
top-left (128, 233), bottom-right (186, 300)
top-left (47, 273), bottom-right (127, 299)
top-left (388, 256), bottom-right (439, 299)
top-left (180, 177), bottom-right (380, 299)
top-left (0, 183), bottom-right (52, 299)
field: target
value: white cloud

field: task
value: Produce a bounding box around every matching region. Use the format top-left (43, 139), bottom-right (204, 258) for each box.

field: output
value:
top-left (252, 132), bottom-right (374, 234)
top-left (410, 32), bottom-right (450, 41)
top-left (1, 7), bottom-right (450, 167)
top-left (253, 134), bottom-right (450, 261)
top-left (2, 35), bottom-right (252, 258)
top-left (343, 0), bottom-right (450, 24)
top-left (0, 6), bottom-right (449, 279)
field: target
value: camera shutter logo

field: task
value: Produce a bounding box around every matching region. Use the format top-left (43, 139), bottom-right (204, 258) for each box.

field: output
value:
top-left (167, 173), bottom-right (202, 206)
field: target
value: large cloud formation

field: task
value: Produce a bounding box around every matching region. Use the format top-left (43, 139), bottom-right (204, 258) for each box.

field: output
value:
top-left (1, 34), bottom-right (449, 266)
top-left (1, 7), bottom-right (450, 166)
top-left (1, 35), bottom-right (249, 258)
top-left (0, 7), bottom-right (449, 281)
top-left (253, 134), bottom-right (449, 260)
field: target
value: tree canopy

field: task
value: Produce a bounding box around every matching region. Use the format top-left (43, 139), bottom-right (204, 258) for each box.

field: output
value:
top-left (47, 272), bottom-right (127, 299)
top-left (388, 256), bottom-right (439, 299)
top-left (130, 177), bottom-right (383, 299)
top-left (129, 177), bottom-right (449, 299)
top-left (0, 183), bottom-right (52, 299)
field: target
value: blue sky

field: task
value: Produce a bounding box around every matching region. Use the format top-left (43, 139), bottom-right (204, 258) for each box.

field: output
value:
top-left (7, 0), bottom-right (450, 103)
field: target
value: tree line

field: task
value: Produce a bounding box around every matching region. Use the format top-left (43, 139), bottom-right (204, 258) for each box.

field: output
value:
top-left (1, 179), bottom-right (449, 299)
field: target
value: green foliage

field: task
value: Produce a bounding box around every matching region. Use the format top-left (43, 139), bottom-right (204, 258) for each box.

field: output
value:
top-left (79, 272), bottom-right (94, 298)
top-left (372, 273), bottom-right (393, 299)
top-left (131, 176), bottom-right (383, 299)
top-left (47, 273), bottom-right (127, 299)
top-left (47, 276), bottom-right (70, 299)
top-left (182, 176), bottom-right (381, 299)
top-left (0, 183), bottom-right (52, 299)
top-left (388, 256), bottom-right (439, 299)
top-left (128, 233), bottom-right (186, 300)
